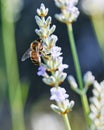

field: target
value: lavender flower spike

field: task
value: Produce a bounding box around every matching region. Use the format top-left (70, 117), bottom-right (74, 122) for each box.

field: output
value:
top-left (34, 3), bottom-right (75, 115)
top-left (89, 80), bottom-right (104, 130)
top-left (54, 0), bottom-right (80, 24)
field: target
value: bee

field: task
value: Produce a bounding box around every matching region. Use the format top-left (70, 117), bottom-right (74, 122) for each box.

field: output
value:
top-left (21, 39), bottom-right (43, 65)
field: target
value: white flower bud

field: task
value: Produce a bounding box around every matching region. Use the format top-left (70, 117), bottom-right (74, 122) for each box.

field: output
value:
top-left (49, 25), bottom-right (56, 35)
top-left (46, 16), bottom-right (52, 26)
top-left (83, 71), bottom-right (95, 87)
top-left (67, 100), bottom-right (75, 110)
top-left (35, 15), bottom-right (44, 27)
top-left (37, 3), bottom-right (49, 17)
top-left (50, 104), bottom-right (62, 114)
top-left (42, 76), bottom-right (56, 86)
top-left (68, 75), bottom-right (78, 89)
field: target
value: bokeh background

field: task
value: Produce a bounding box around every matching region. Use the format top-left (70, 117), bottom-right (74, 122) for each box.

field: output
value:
top-left (0, 0), bottom-right (104, 130)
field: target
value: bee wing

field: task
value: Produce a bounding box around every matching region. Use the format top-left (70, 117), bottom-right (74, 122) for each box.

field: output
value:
top-left (21, 48), bottom-right (32, 61)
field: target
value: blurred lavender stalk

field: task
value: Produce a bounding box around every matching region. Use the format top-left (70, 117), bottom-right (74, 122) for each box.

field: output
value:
top-left (89, 80), bottom-right (104, 130)
top-left (1, 0), bottom-right (25, 130)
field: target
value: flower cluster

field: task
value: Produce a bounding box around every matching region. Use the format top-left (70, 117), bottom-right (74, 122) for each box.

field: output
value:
top-left (54, 0), bottom-right (80, 24)
top-left (35, 3), bottom-right (74, 114)
top-left (50, 87), bottom-right (74, 115)
top-left (89, 80), bottom-right (104, 130)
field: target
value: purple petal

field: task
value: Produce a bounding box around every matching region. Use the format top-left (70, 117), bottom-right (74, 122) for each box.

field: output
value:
top-left (50, 87), bottom-right (69, 102)
top-left (37, 66), bottom-right (46, 76)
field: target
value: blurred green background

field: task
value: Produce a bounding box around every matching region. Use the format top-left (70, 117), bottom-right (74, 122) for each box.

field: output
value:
top-left (0, 0), bottom-right (104, 130)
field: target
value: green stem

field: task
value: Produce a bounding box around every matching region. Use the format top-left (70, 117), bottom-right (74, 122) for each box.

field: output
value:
top-left (67, 24), bottom-right (91, 127)
top-left (63, 114), bottom-right (72, 130)
top-left (1, 1), bottom-right (25, 130)
top-left (67, 24), bottom-right (83, 90)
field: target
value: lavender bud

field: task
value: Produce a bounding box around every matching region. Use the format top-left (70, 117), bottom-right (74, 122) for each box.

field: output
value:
top-left (50, 104), bottom-right (63, 114)
top-left (35, 15), bottom-right (44, 27)
top-left (43, 76), bottom-right (56, 86)
top-left (46, 16), bottom-right (52, 26)
top-left (49, 25), bottom-right (56, 35)
top-left (37, 3), bottom-right (49, 17)
top-left (83, 71), bottom-right (95, 87)
top-left (68, 75), bottom-right (78, 89)
top-left (67, 100), bottom-right (75, 110)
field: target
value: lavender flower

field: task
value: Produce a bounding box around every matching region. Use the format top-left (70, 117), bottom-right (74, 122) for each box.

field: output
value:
top-left (58, 63), bottom-right (68, 72)
top-left (50, 46), bottom-right (62, 59)
top-left (50, 87), bottom-right (75, 114)
top-left (37, 65), bottom-right (47, 76)
top-left (50, 87), bottom-right (69, 102)
top-left (42, 70), bottom-right (67, 86)
top-left (54, 0), bottom-right (80, 24)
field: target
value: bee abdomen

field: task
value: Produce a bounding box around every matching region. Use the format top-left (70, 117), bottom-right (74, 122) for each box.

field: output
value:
top-left (30, 51), bottom-right (41, 65)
